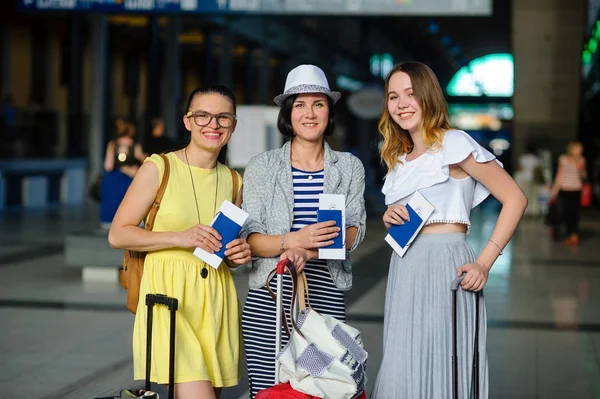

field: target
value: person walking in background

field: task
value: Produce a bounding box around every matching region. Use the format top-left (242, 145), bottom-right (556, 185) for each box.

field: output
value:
top-left (240, 64), bottom-right (366, 398)
top-left (372, 61), bottom-right (527, 399)
top-left (551, 141), bottom-right (587, 246)
top-left (108, 85), bottom-right (250, 399)
top-left (145, 117), bottom-right (176, 156)
top-left (516, 145), bottom-right (543, 216)
top-left (100, 119), bottom-right (146, 227)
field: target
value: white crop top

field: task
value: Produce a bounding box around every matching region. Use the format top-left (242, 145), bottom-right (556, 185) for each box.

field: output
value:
top-left (381, 130), bottom-right (502, 228)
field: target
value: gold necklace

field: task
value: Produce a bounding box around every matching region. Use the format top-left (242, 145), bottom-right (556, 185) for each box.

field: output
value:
top-left (184, 147), bottom-right (219, 279)
top-left (291, 147), bottom-right (324, 181)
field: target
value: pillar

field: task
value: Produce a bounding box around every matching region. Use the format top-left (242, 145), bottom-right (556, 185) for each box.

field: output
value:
top-left (219, 24), bottom-right (234, 88)
top-left (88, 15), bottom-right (109, 179)
top-left (258, 45), bottom-right (271, 105)
top-left (512, 0), bottom-right (586, 163)
top-left (162, 16), bottom-right (182, 142)
top-left (1, 23), bottom-right (10, 97)
top-left (145, 15), bottom-right (160, 144)
top-left (205, 28), bottom-right (216, 85)
top-left (245, 45), bottom-right (255, 104)
top-left (67, 16), bottom-right (84, 156)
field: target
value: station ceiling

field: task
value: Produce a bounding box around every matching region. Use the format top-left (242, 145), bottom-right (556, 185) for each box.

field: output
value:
top-left (5, 0), bottom-right (511, 90)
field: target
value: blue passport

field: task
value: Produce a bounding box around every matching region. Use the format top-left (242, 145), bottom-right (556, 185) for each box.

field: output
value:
top-left (211, 212), bottom-right (243, 259)
top-left (387, 204), bottom-right (423, 248)
top-left (316, 209), bottom-right (343, 249)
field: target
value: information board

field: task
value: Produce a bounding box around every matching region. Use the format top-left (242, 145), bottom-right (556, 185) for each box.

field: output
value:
top-left (19, 0), bottom-right (492, 16)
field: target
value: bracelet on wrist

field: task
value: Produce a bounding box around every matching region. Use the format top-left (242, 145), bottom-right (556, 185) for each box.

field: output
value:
top-left (280, 234), bottom-right (286, 254)
top-left (488, 239), bottom-right (504, 255)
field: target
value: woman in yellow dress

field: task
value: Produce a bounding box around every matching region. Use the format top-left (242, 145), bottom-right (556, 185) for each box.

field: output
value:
top-left (109, 85), bottom-right (251, 399)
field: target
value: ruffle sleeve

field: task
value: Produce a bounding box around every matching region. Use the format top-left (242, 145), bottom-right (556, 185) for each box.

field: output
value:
top-left (441, 130), bottom-right (499, 167)
top-left (443, 130), bottom-right (502, 207)
top-left (382, 130), bottom-right (502, 207)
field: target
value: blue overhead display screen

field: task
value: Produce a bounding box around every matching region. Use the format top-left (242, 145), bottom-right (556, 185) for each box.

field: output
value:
top-left (19, 0), bottom-right (492, 15)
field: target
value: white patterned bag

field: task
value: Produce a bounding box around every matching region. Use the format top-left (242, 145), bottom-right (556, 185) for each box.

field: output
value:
top-left (269, 268), bottom-right (368, 399)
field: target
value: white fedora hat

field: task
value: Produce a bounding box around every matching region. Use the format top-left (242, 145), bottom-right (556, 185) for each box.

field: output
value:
top-left (273, 64), bottom-right (341, 106)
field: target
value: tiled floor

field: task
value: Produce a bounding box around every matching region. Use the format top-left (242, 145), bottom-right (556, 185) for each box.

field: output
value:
top-left (1, 202), bottom-right (599, 398)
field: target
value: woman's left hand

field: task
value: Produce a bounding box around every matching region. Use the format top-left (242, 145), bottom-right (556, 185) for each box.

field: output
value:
top-left (280, 248), bottom-right (309, 273)
top-left (456, 262), bottom-right (489, 291)
top-left (224, 238), bottom-right (252, 266)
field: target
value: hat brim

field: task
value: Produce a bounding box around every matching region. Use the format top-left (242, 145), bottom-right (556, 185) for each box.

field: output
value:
top-left (273, 84), bottom-right (341, 106)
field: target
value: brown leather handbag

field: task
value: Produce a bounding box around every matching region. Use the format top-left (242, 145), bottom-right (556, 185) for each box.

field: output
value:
top-left (120, 154), bottom-right (171, 314)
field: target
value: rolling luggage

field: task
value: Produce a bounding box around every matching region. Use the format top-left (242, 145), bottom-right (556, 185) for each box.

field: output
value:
top-left (451, 274), bottom-right (481, 399)
top-left (96, 293), bottom-right (178, 399)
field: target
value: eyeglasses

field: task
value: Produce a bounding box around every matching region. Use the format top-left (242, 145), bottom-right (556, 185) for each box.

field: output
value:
top-left (185, 110), bottom-right (237, 128)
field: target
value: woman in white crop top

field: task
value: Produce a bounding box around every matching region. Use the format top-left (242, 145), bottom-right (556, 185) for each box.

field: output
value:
top-left (371, 62), bottom-right (528, 399)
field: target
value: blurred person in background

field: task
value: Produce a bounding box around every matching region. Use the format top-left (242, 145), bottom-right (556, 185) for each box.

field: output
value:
top-left (145, 117), bottom-right (176, 156)
top-left (515, 145), bottom-right (544, 216)
top-left (536, 149), bottom-right (554, 217)
top-left (100, 118), bottom-right (145, 227)
top-left (550, 141), bottom-right (587, 246)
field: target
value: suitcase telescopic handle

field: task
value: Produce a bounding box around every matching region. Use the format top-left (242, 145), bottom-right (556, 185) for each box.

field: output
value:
top-left (145, 293), bottom-right (178, 399)
top-left (276, 259), bottom-right (288, 274)
top-left (146, 293), bottom-right (179, 311)
top-left (451, 274), bottom-right (466, 291)
top-left (450, 272), bottom-right (480, 399)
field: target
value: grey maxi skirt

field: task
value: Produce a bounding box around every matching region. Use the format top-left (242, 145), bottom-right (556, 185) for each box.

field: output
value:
top-left (372, 233), bottom-right (489, 399)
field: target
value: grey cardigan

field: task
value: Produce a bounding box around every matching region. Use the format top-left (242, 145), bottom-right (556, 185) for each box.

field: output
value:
top-left (241, 140), bottom-right (367, 291)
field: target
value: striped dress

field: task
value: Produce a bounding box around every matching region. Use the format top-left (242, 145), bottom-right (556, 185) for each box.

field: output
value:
top-left (241, 167), bottom-right (347, 398)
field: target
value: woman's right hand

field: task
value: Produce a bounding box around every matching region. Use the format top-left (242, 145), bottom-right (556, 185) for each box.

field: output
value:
top-left (383, 204), bottom-right (410, 229)
top-left (176, 224), bottom-right (222, 253)
top-left (288, 221), bottom-right (340, 250)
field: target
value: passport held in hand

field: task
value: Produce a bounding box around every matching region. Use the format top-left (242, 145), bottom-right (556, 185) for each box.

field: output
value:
top-left (317, 209), bottom-right (343, 249)
top-left (193, 200), bottom-right (249, 269)
top-left (385, 191), bottom-right (434, 257)
top-left (317, 194), bottom-right (346, 260)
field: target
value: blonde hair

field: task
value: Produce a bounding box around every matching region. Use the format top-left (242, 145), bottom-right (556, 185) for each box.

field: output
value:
top-left (566, 141), bottom-right (582, 156)
top-left (379, 62), bottom-right (452, 171)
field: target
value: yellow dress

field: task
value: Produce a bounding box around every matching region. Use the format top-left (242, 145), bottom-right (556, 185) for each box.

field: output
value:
top-left (133, 152), bottom-right (242, 387)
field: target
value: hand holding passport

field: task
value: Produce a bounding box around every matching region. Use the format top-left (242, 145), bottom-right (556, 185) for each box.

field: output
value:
top-left (193, 200), bottom-right (249, 268)
top-left (385, 191), bottom-right (434, 257)
top-left (317, 194), bottom-right (346, 260)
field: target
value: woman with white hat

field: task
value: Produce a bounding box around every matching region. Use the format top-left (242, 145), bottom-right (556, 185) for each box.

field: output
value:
top-left (240, 64), bottom-right (367, 397)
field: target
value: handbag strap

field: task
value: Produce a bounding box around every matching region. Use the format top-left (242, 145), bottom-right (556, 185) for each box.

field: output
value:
top-left (230, 168), bottom-right (240, 204)
top-left (297, 272), bottom-right (315, 311)
top-left (297, 272), bottom-right (306, 310)
top-left (145, 153), bottom-right (171, 232)
top-left (266, 260), bottom-right (304, 338)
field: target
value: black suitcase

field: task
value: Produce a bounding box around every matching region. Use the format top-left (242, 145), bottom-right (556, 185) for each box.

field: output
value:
top-left (451, 275), bottom-right (481, 399)
top-left (96, 293), bottom-right (178, 399)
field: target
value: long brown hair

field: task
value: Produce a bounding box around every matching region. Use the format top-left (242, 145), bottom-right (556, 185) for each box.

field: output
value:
top-left (379, 62), bottom-right (452, 171)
